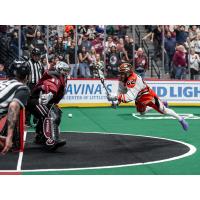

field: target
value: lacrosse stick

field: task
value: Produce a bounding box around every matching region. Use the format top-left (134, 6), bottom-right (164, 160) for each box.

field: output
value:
top-left (97, 68), bottom-right (118, 109)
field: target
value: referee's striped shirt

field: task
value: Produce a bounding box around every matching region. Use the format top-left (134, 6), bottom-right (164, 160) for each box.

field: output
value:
top-left (28, 59), bottom-right (44, 85)
top-left (0, 79), bottom-right (28, 117)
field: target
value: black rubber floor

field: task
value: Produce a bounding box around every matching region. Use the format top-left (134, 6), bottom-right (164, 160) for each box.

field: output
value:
top-left (0, 151), bottom-right (19, 170)
top-left (21, 132), bottom-right (190, 170)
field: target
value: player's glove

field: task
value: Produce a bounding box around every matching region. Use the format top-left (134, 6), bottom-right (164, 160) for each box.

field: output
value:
top-left (111, 100), bottom-right (119, 109)
top-left (39, 92), bottom-right (53, 105)
top-left (98, 69), bottom-right (105, 80)
top-left (107, 94), bottom-right (118, 102)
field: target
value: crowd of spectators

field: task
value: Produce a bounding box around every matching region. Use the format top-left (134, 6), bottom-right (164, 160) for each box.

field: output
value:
top-left (143, 25), bottom-right (200, 80)
top-left (0, 25), bottom-right (146, 79)
top-left (2, 25), bottom-right (200, 80)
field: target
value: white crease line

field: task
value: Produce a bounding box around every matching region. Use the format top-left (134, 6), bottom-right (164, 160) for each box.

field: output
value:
top-left (16, 131), bottom-right (27, 171)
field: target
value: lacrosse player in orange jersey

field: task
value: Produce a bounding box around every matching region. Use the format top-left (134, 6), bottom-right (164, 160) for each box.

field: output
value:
top-left (107, 63), bottom-right (189, 131)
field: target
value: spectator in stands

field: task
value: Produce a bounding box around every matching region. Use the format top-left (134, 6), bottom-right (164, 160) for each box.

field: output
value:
top-left (172, 45), bottom-right (187, 79)
top-left (134, 48), bottom-right (148, 78)
top-left (86, 26), bottom-right (96, 40)
top-left (124, 36), bottom-right (138, 64)
top-left (175, 25), bottom-right (188, 45)
top-left (184, 36), bottom-right (195, 52)
top-left (106, 45), bottom-right (121, 78)
top-left (116, 37), bottom-right (129, 62)
top-left (66, 40), bottom-right (78, 78)
top-left (0, 25), bottom-right (8, 37)
top-left (188, 48), bottom-right (200, 80)
top-left (53, 37), bottom-right (65, 60)
top-left (65, 25), bottom-right (74, 38)
top-left (164, 31), bottom-right (176, 75)
top-left (30, 31), bottom-right (47, 55)
top-left (193, 34), bottom-right (200, 55)
top-left (116, 38), bottom-right (125, 52)
top-left (106, 25), bottom-right (115, 36)
top-left (41, 56), bottom-right (48, 71)
top-left (78, 34), bottom-right (92, 52)
top-left (105, 36), bottom-right (115, 53)
top-left (56, 25), bottom-right (65, 38)
top-left (91, 33), bottom-right (104, 55)
top-left (78, 46), bottom-right (91, 78)
top-left (88, 46), bottom-right (97, 64)
top-left (24, 25), bottom-right (37, 48)
top-left (88, 47), bottom-right (97, 76)
top-left (142, 26), bottom-right (162, 59)
top-left (91, 53), bottom-right (105, 78)
top-left (189, 25), bottom-right (200, 41)
top-left (0, 64), bottom-right (6, 78)
top-left (63, 34), bottom-right (71, 52)
top-left (9, 30), bottom-right (19, 55)
top-left (117, 26), bottom-right (129, 38)
top-left (152, 25), bottom-right (162, 59)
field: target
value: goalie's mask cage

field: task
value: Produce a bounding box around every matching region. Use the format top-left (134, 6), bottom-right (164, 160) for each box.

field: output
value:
top-left (55, 61), bottom-right (70, 77)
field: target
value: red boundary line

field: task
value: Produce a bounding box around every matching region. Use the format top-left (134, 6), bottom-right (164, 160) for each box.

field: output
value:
top-left (0, 172), bottom-right (21, 175)
top-left (19, 109), bottom-right (25, 152)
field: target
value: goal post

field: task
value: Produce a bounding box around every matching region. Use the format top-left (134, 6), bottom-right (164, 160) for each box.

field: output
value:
top-left (19, 108), bottom-right (25, 152)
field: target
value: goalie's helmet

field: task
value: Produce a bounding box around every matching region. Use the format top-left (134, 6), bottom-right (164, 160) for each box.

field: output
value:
top-left (55, 61), bottom-right (70, 76)
top-left (119, 63), bottom-right (132, 74)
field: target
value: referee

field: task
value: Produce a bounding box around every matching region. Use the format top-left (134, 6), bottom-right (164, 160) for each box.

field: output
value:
top-left (28, 48), bottom-right (44, 90)
top-left (26, 48), bottom-right (44, 126)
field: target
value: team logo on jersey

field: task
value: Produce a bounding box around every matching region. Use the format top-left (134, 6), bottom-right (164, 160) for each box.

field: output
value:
top-left (43, 118), bottom-right (55, 146)
top-left (126, 80), bottom-right (135, 88)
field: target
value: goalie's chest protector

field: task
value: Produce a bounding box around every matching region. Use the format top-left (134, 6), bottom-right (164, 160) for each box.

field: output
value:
top-left (0, 79), bottom-right (23, 116)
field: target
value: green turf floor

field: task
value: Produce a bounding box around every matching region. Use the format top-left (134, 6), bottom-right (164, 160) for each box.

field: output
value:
top-left (23, 106), bottom-right (200, 175)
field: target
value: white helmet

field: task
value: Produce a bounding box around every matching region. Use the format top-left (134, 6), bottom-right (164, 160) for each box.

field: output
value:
top-left (55, 61), bottom-right (70, 76)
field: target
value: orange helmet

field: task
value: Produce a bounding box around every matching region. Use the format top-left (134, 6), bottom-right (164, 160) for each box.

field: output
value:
top-left (119, 63), bottom-right (132, 73)
top-left (118, 63), bottom-right (133, 82)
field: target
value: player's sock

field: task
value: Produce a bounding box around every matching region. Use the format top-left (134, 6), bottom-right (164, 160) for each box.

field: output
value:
top-left (164, 108), bottom-right (182, 120)
top-left (163, 101), bottom-right (168, 108)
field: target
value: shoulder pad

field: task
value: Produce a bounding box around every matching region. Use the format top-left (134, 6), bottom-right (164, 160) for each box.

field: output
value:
top-left (126, 73), bottom-right (137, 88)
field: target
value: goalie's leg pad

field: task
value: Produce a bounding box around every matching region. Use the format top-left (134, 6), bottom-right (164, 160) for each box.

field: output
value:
top-left (42, 105), bottom-right (65, 149)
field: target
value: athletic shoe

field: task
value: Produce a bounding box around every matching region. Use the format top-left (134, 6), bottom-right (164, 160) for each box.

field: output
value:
top-left (35, 135), bottom-right (66, 150)
top-left (47, 139), bottom-right (66, 151)
top-left (179, 117), bottom-right (189, 131)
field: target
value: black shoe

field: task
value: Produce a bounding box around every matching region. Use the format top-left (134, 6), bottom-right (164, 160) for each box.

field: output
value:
top-left (47, 139), bottom-right (66, 151)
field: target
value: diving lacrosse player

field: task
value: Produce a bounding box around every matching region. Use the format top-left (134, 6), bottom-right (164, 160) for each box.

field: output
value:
top-left (107, 63), bottom-right (189, 131)
top-left (27, 61), bottom-right (70, 150)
